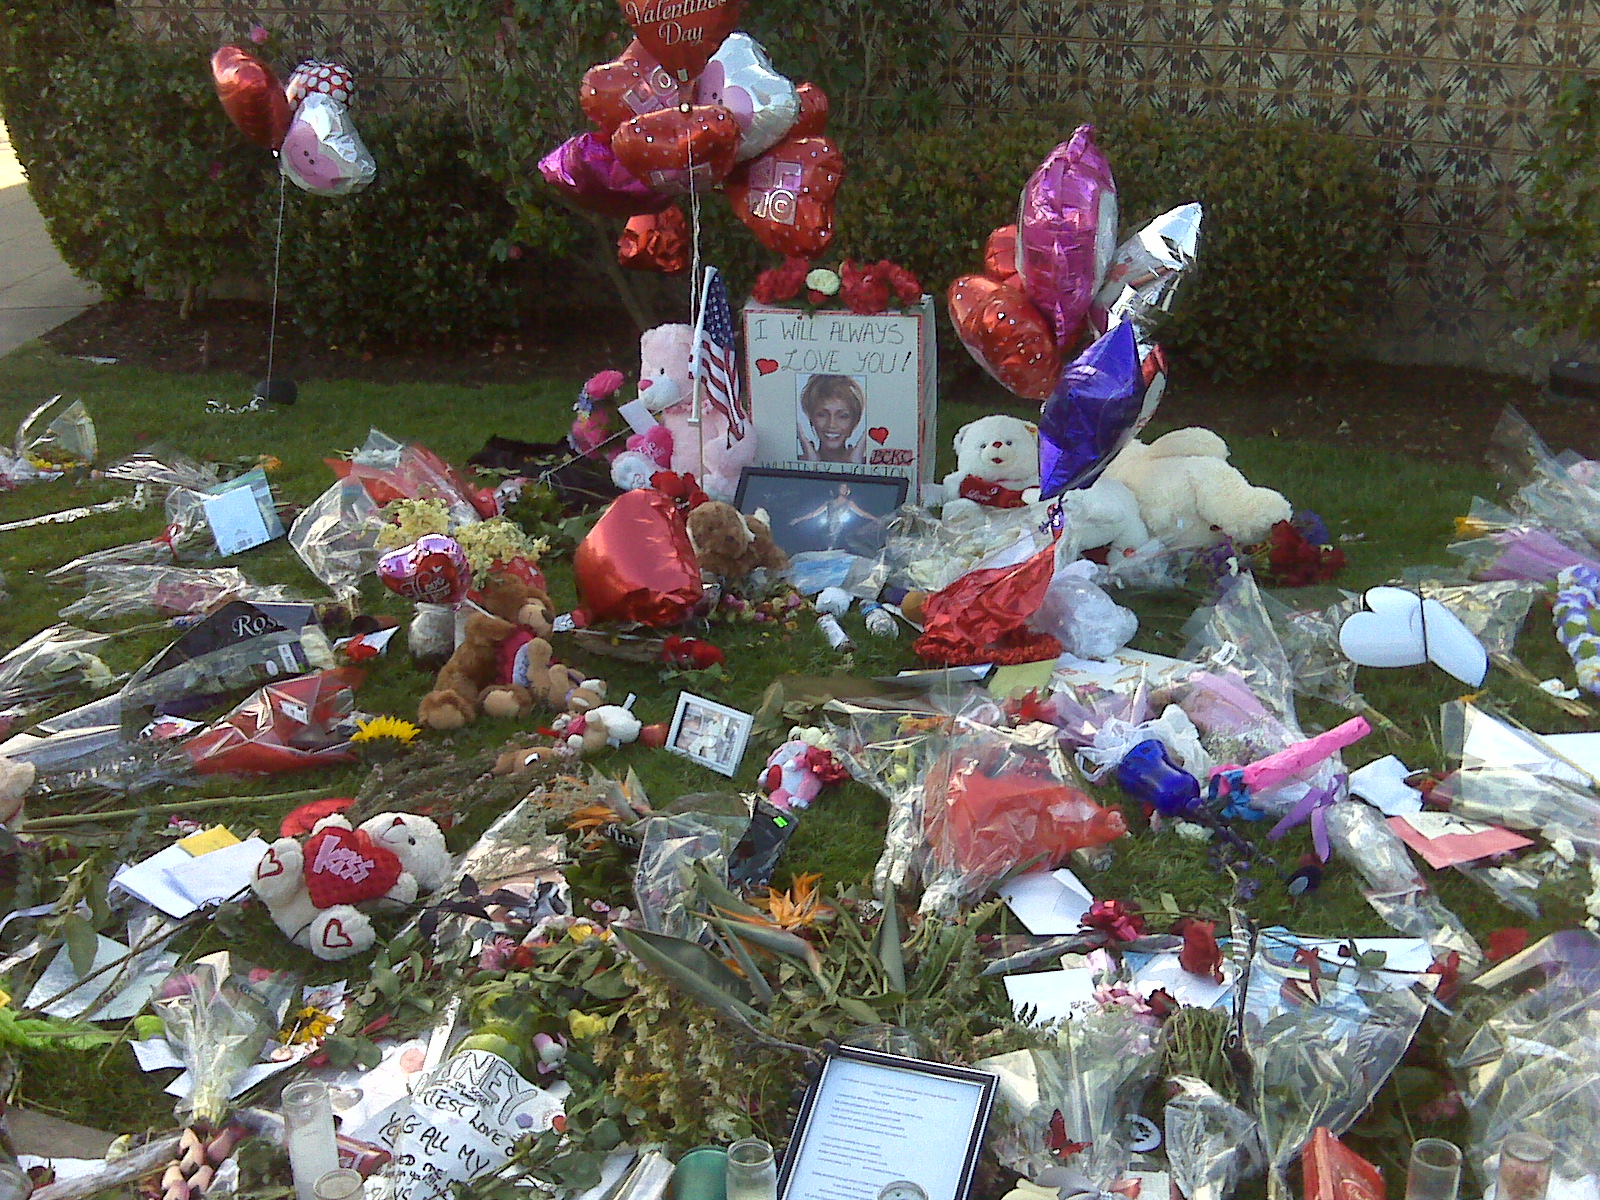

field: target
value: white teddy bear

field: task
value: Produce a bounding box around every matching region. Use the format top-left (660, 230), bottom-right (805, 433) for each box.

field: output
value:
top-left (1102, 427), bottom-right (1291, 549)
top-left (940, 414), bottom-right (1043, 523)
top-left (252, 811), bottom-right (450, 961)
top-left (1055, 477), bottom-right (1150, 558)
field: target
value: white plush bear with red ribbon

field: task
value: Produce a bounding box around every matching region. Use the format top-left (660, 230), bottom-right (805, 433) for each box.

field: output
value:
top-left (252, 812), bottom-right (450, 961)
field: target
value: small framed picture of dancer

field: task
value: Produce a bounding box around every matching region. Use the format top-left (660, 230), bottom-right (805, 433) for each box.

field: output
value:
top-left (734, 468), bottom-right (909, 558)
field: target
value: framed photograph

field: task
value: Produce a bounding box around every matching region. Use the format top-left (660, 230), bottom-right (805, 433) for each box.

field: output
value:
top-left (744, 298), bottom-right (941, 500)
top-left (735, 467), bottom-right (908, 559)
top-left (666, 692), bottom-right (755, 778)
top-left (778, 1045), bottom-right (997, 1200)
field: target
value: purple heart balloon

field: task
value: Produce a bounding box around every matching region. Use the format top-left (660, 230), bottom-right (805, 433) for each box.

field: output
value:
top-left (1017, 124), bottom-right (1119, 348)
top-left (539, 132), bottom-right (673, 219)
top-left (1039, 318), bottom-right (1146, 498)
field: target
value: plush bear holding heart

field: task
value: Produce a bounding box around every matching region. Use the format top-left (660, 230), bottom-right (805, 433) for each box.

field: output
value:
top-left (252, 811), bottom-right (450, 961)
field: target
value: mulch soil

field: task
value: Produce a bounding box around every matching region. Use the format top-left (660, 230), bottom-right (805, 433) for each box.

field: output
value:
top-left (41, 298), bottom-right (1600, 465)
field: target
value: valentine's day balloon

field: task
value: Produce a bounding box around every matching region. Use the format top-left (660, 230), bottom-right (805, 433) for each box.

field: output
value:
top-left (694, 33), bottom-right (799, 161)
top-left (1091, 201), bottom-right (1204, 335)
top-left (280, 93), bottom-right (376, 196)
top-left (539, 132), bottom-right (673, 218)
top-left (211, 46), bottom-right (292, 150)
top-left (611, 104), bottom-right (741, 194)
top-left (574, 489), bottom-right (702, 626)
top-left (579, 39), bottom-right (679, 137)
top-left (618, 206), bottom-right (689, 273)
top-left (983, 224), bottom-right (1020, 286)
top-left (947, 274), bottom-right (1062, 401)
top-left (378, 534), bottom-right (470, 605)
top-left (725, 135), bottom-right (844, 259)
top-left (617, 0), bottom-right (741, 85)
top-left (286, 59), bottom-right (356, 109)
top-left (790, 82), bottom-right (828, 137)
top-left (1017, 124), bottom-right (1118, 347)
top-left (1038, 318), bottom-right (1147, 498)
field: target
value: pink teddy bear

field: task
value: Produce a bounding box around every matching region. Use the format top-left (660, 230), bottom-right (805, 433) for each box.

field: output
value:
top-left (637, 324), bottom-right (757, 503)
top-left (761, 740), bottom-right (828, 812)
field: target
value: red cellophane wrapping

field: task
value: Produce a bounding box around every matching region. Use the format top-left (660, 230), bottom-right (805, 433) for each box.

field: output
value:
top-left (328, 443), bottom-right (495, 524)
top-left (913, 546), bottom-right (1063, 665)
top-left (184, 668), bottom-right (363, 775)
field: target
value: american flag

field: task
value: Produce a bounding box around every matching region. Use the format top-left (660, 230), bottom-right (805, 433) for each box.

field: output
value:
top-left (692, 266), bottom-right (748, 444)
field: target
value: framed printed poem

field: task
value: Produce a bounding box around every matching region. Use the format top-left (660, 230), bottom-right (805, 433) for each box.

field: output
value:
top-left (743, 298), bottom-right (939, 501)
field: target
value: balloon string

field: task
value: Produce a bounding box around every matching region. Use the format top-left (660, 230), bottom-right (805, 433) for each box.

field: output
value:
top-left (686, 121), bottom-right (707, 480)
top-left (265, 165), bottom-right (286, 393)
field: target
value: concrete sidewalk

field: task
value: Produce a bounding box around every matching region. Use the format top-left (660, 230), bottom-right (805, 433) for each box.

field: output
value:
top-left (0, 119), bottom-right (99, 357)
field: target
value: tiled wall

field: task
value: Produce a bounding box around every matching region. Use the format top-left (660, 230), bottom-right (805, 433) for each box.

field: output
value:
top-left (122, 0), bottom-right (1597, 369)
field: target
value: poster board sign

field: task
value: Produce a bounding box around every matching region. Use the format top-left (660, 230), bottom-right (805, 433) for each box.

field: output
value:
top-left (744, 298), bottom-right (939, 501)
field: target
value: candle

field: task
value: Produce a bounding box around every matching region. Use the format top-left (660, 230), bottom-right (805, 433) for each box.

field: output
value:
top-left (283, 1081), bottom-right (341, 1200)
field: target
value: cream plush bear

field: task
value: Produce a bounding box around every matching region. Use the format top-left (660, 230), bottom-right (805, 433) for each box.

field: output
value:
top-left (1101, 427), bottom-right (1291, 549)
top-left (1055, 476), bottom-right (1150, 557)
top-left (0, 756), bottom-right (33, 828)
top-left (940, 414), bottom-right (1043, 523)
top-left (639, 324), bottom-right (758, 503)
top-left (252, 812), bottom-right (450, 961)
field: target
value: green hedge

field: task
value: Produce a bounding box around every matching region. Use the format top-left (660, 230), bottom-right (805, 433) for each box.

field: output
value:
top-left (1, 1), bottom-right (1392, 375)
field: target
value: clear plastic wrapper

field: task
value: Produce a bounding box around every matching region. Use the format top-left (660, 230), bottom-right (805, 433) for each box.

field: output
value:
top-left (1414, 577), bottom-right (1540, 661)
top-left (153, 953), bottom-right (298, 1127)
top-left (1448, 501), bottom-right (1600, 583)
top-left (1074, 703), bottom-right (1211, 782)
top-left (1262, 591), bottom-right (1365, 713)
top-left (60, 565), bottom-right (299, 623)
top-left (288, 479), bottom-right (385, 600)
top-left (183, 668), bottom-right (361, 776)
top-left (96, 446), bottom-right (219, 492)
top-left (975, 1008), bottom-right (1161, 1185)
top-left (1045, 680), bottom-right (1152, 749)
top-left (1233, 922), bottom-right (1433, 1198)
top-left (45, 486), bottom-right (221, 585)
top-left (1181, 575), bottom-right (1300, 730)
top-left (1164, 1075), bottom-right (1264, 1200)
top-left (0, 396), bottom-right (98, 486)
top-left (881, 504), bottom-right (1053, 593)
top-left (1323, 800), bottom-right (1482, 965)
top-left (328, 428), bottom-right (489, 529)
top-left (1030, 571), bottom-right (1138, 660)
top-left (825, 697), bottom-right (954, 898)
top-left (1486, 406), bottom-right (1600, 555)
top-left (919, 701), bottom-right (1125, 917)
top-left (0, 624), bottom-right (117, 721)
top-left (633, 813), bottom-right (746, 942)
top-left (1448, 944), bottom-right (1600, 1193)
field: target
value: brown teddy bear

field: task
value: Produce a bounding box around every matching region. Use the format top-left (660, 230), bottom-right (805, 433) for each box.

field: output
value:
top-left (685, 501), bottom-right (787, 585)
top-left (416, 573), bottom-right (606, 731)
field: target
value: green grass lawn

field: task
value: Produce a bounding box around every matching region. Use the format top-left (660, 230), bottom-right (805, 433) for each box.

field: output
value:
top-left (0, 344), bottom-right (1589, 1172)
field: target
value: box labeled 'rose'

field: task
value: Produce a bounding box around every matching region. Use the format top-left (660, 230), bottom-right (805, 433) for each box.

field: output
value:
top-left (742, 298), bottom-right (939, 501)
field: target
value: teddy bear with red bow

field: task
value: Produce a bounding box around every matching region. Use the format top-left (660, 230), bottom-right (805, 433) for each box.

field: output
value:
top-left (251, 811), bottom-right (450, 960)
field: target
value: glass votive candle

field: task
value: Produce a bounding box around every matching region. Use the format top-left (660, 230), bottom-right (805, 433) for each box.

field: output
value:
top-left (1497, 1132), bottom-right (1555, 1200)
top-left (1405, 1138), bottom-right (1462, 1200)
top-left (724, 1138), bottom-right (778, 1200)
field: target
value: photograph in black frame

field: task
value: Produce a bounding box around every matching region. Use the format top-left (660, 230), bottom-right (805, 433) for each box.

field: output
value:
top-left (776, 1045), bottom-right (997, 1200)
top-left (734, 468), bottom-right (909, 560)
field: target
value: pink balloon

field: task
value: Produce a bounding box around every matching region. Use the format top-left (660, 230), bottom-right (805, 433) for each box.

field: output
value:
top-left (1017, 125), bottom-right (1118, 349)
top-left (377, 534), bottom-right (470, 605)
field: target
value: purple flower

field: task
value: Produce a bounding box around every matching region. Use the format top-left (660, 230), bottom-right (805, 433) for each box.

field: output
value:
top-left (1291, 509), bottom-right (1330, 546)
top-left (1234, 877), bottom-right (1262, 902)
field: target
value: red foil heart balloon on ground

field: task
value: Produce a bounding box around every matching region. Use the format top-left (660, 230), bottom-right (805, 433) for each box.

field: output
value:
top-left (725, 135), bottom-right (844, 259)
top-left (618, 205), bottom-right (689, 273)
top-left (211, 46), bottom-right (292, 150)
top-left (617, 0), bottom-right (741, 85)
top-left (574, 489), bottom-right (702, 627)
top-left (302, 826), bottom-right (402, 908)
top-left (790, 82), bottom-right (829, 137)
top-left (948, 274), bottom-right (1063, 401)
top-left (984, 225), bottom-right (1021, 286)
top-left (580, 39), bottom-right (680, 137)
top-left (611, 104), bottom-right (741, 194)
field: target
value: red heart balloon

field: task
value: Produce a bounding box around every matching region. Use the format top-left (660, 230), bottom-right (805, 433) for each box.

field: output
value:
top-left (574, 489), bottom-right (702, 627)
top-left (983, 225), bottom-right (1021, 287)
top-left (726, 135), bottom-right (844, 260)
top-left (580, 39), bottom-right (680, 137)
top-left (303, 825), bottom-right (402, 909)
top-left (790, 82), bottom-right (829, 138)
top-left (948, 274), bottom-right (1063, 401)
top-left (618, 205), bottom-right (690, 274)
top-left (617, 0), bottom-right (741, 85)
top-left (611, 104), bottom-right (741, 194)
top-left (212, 46), bottom-right (292, 150)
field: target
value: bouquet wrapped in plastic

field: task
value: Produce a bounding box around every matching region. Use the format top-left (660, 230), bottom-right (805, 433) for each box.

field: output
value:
top-left (1165, 1076), bottom-right (1264, 1200)
top-left (288, 479), bottom-right (385, 601)
top-left (154, 953), bottom-right (298, 1128)
top-left (0, 624), bottom-right (117, 723)
top-left (328, 428), bottom-right (492, 529)
top-left (1449, 498), bottom-right (1600, 583)
top-left (1232, 922), bottom-right (1433, 1198)
top-left (1448, 938), bottom-right (1600, 1193)
top-left (0, 396), bottom-right (97, 486)
top-left (881, 503), bottom-right (1054, 594)
top-left (46, 486), bottom-right (223, 584)
top-left (1486, 406), bottom-right (1600, 554)
top-left (183, 669), bottom-right (361, 776)
top-left (60, 565), bottom-right (299, 623)
top-left (976, 1007), bottom-right (1161, 1186)
top-left (919, 701), bottom-right (1125, 917)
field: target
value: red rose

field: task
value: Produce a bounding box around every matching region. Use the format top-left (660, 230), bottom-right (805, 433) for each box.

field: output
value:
top-left (1082, 899), bottom-right (1144, 944)
top-left (880, 260), bottom-right (923, 305)
top-left (752, 257), bottom-right (809, 304)
top-left (840, 259), bottom-right (892, 315)
top-left (1174, 918), bottom-right (1224, 984)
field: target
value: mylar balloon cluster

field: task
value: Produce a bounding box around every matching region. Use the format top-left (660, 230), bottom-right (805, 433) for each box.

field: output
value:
top-left (540, 6), bottom-right (844, 271)
top-left (210, 47), bottom-right (376, 197)
top-left (945, 124), bottom-right (1204, 495)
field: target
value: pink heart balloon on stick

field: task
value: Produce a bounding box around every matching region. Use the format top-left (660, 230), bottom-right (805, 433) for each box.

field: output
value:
top-left (378, 534), bottom-right (470, 605)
